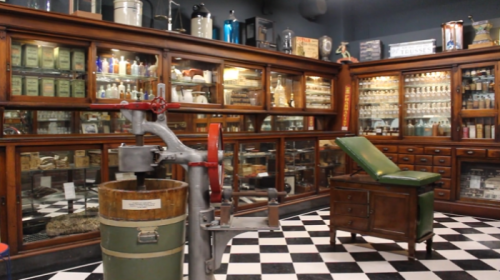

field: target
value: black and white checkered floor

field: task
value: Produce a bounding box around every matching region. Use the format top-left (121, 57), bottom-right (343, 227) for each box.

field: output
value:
top-left (22, 208), bottom-right (500, 280)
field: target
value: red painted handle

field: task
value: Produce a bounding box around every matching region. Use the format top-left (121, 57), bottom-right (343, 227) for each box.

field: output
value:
top-left (89, 100), bottom-right (181, 112)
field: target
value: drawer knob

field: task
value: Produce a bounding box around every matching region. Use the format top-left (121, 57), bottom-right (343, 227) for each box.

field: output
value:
top-left (383, 148), bottom-right (389, 151)
top-left (388, 157), bottom-right (393, 160)
top-left (347, 220), bottom-right (352, 225)
top-left (439, 170), bottom-right (445, 174)
top-left (467, 151), bottom-right (474, 155)
top-left (347, 207), bottom-right (352, 212)
top-left (420, 158), bottom-right (427, 162)
top-left (439, 159), bottom-right (445, 163)
top-left (408, 148), bottom-right (414, 152)
top-left (438, 192), bottom-right (445, 196)
top-left (435, 149), bottom-right (441, 153)
top-left (403, 157), bottom-right (409, 161)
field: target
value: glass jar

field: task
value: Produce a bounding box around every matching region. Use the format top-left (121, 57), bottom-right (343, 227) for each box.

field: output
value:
top-left (281, 28), bottom-right (295, 54)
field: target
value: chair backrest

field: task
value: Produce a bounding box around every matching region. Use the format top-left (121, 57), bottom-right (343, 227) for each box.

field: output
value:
top-left (335, 136), bottom-right (400, 180)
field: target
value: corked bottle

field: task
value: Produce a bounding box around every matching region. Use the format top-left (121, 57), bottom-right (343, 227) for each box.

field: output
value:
top-left (485, 118), bottom-right (491, 139)
top-left (476, 122), bottom-right (484, 139)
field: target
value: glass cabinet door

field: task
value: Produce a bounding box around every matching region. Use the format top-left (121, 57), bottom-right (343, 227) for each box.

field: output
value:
top-left (357, 75), bottom-right (400, 136)
top-left (284, 139), bottom-right (316, 196)
top-left (78, 111), bottom-right (134, 134)
top-left (194, 114), bottom-right (255, 133)
top-left (96, 48), bottom-right (159, 101)
top-left (238, 142), bottom-right (277, 205)
top-left (20, 148), bottom-right (101, 244)
top-left (4, 110), bottom-right (74, 135)
top-left (403, 71), bottom-right (452, 137)
top-left (459, 161), bottom-right (500, 203)
top-left (270, 71), bottom-right (301, 109)
top-left (223, 65), bottom-right (263, 107)
top-left (305, 76), bottom-right (333, 110)
top-left (459, 66), bottom-right (496, 140)
top-left (261, 116), bottom-right (315, 131)
top-left (318, 140), bottom-right (346, 191)
top-left (170, 55), bottom-right (220, 104)
top-left (11, 39), bottom-right (88, 100)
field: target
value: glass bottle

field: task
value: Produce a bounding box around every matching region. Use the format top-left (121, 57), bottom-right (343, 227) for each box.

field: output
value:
top-left (112, 83), bottom-right (118, 99)
top-left (126, 59), bottom-right (132, 75)
top-left (96, 56), bottom-right (102, 73)
top-left (485, 95), bottom-right (491, 109)
top-left (105, 84), bottom-right (112, 98)
top-left (423, 121), bottom-right (433, 136)
top-left (113, 57), bottom-right (119, 74)
top-left (280, 27), bottom-right (295, 54)
top-left (415, 119), bottom-right (424, 136)
top-left (131, 61), bottom-right (139, 76)
top-left (432, 121), bottom-right (440, 136)
top-left (108, 58), bottom-right (114, 73)
top-left (406, 120), bottom-right (415, 136)
top-left (466, 96), bottom-right (474, 109)
top-left (126, 84), bottom-right (131, 99)
top-left (274, 75), bottom-right (288, 107)
top-left (132, 86), bottom-right (138, 100)
top-left (28, 0), bottom-right (51, 11)
top-left (119, 56), bottom-right (127, 76)
top-left (473, 96), bottom-right (479, 109)
top-left (289, 93), bottom-right (295, 108)
top-left (102, 58), bottom-right (109, 74)
top-left (139, 62), bottom-right (146, 76)
top-left (119, 90), bottom-right (125, 99)
top-left (462, 123), bottom-right (469, 139)
top-left (223, 10), bottom-right (240, 44)
top-left (98, 85), bottom-right (105, 99)
top-left (118, 82), bottom-right (125, 95)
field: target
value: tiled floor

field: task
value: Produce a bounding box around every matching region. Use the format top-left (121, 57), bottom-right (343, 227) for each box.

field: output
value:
top-left (21, 208), bottom-right (500, 280)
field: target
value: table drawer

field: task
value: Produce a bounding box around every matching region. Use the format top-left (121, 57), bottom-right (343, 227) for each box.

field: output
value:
top-left (435, 178), bottom-right (451, 189)
top-left (456, 148), bottom-right (486, 158)
top-left (434, 188), bottom-right (451, 200)
top-left (433, 156), bottom-right (451, 166)
top-left (333, 188), bottom-right (368, 204)
top-left (425, 147), bottom-right (452, 156)
top-left (398, 164), bottom-right (414, 171)
top-left (398, 146), bottom-right (424, 154)
top-left (415, 165), bottom-right (433, 172)
top-left (333, 203), bottom-right (368, 218)
top-left (398, 154), bottom-right (415, 164)
top-left (332, 215), bottom-right (369, 231)
top-left (488, 149), bottom-right (500, 158)
top-left (433, 166), bottom-right (451, 178)
top-left (385, 153), bottom-right (398, 163)
top-left (376, 145), bottom-right (398, 153)
top-left (416, 155), bottom-right (433, 165)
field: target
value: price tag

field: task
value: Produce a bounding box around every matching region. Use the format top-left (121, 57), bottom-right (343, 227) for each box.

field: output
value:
top-left (257, 172), bottom-right (269, 177)
top-left (40, 176), bottom-right (52, 188)
top-left (63, 182), bottom-right (76, 200)
top-left (470, 175), bottom-right (481, 189)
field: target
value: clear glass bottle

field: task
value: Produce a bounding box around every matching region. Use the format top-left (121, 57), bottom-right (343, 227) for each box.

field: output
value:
top-left (423, 121), bottom-right (433, 136)
top-left (28, 0), bottom-right (51, 11)
top-left (131, 61), bottom-right (139, 76)
top-left (119, 56), bottom-right (127, 76)
top-left (406, 120), bottom-right (415, 136)
top-left (223, 10), bottom-right (240, 44)
top-left (289, 93), bottom-right (295, 108)
top-left (281, 27), bottom-right (295, 54)
top-left (274, 75), bottom-right (287, 107)
top-left (415, 119), bottom-right (424, 136)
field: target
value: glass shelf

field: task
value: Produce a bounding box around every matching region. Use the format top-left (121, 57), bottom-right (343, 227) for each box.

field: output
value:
top-left (459, 161), bottom-right (500, 202)
top-left (223, 66), bottom-right (263, 106)
top-left (305, 76), bottom-right (332, 110)
top-left (261, 115), bottom-right (315, 131)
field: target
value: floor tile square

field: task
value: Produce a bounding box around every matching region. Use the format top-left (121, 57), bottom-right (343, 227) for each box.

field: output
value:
top-left (365, 273), bottom-right (404, 280)
top-left (350, 252), bottom-right (385, 262)
top-left (286, 238), bottom-right (314, 245)
top-left (434, 271), bottom-right (477, 280)
top-left (260, 238), bottom-right (287, 245)
top-left (439, 234), bottom-right (472, 242)
top-left (430, 242), bottom-right (460, 250)
top-left (297, 274), bottom-right (333, 280)
top-left (236, 232), bottom-right (260, 238)
top-left (259, 253), bottom-right (292, 263)
top-left (311, 237), bottom-right (331, 245)
top-left (330, 273), bottom-right (369, 280)
top-left (226, 275), bottom-right (260, 280)
top-left (465, 249), bottom-right (500, 259)
top-left (261, 274), bottom-right (298, 280)
top-left (413, 250), bottom-right (446, 260)
top-left (259, 231), bottom-right (285, 238)
top-left (370, 243), bottom-right (404, 252)
top-left (305, 225), bottom-right (330, 232)
top-left (475, 227), bottom-right (500, 234)
top-left (450, 241), bottom-right (490, 250)
top-left (419, 259), bottom-right (463, 271)
top-left (281, 220), bottom-right (307, 226)
top-left (398, 271), bottom-right (440, 280)
top-left (320, 252), bottom-right (355, 263)
top-left (302, 220), bottom-right (326, 225)
top-left (337, 236), bottom-right (367, 244)
top-left (229, 253), bottom-right (260, 263)
top-left (261, 263), bottom-right (295, 274)
top-left (388, 261), bottom-right (429, 272)
top-left (92, 264), bottom-right (103, 273)
top-left (440, 222), bottom-right (471, 229)
top-left (379, 251), bottom-right (409, 261)
top-left (463, 222), bottom-right (493, 228)
top-left (434, 218), bottom-right (457, 223)
top-left (259, 245), bottom-right (289, 253)
top-left (316, 245), bottom-right (347, 253)
top-left (466, 271), bottom-right (500, 280)
top-left (293, 263), bottom-right (330, 274)
top-left (463, 233), bottom-right (500, 241)
top-left (436, 249), bottom-right (477, 260)
top-left (452, 228), bottom-right (483, 234)
top-left (433, 228), bottom-right (459, 235)
top-left (226, 263), bottom-right (261, 275)
top-left (481, 259), bottom-right (500, 270)
top-left (65, 263), bottom-right (100, 273)
top-left (300, 215), bottom-right (323, 221)
top-left (230, 245), bottom-right (261, 254)
top-left (361, 236), bottom-right (395, 244)
top-left (343, 244), bottom-right (376, 253)
top-left (308, 231), bottom-right (330, 237)
top-left (232, 238), bottom-right (259, 245)
top-left (284, 231), bottom-right (311, 238)
top-left (451, 259), bottom-right (496, 271)
top-left (282, 226), bottom-right (307, 232)
top-left (325, 262), bottom-right (363, 273)
top-left (451, 217), bottom-right (481, 223)
top-left (485, 221), bottom-right (500, 227)
top-left (358, 261), bottom-right (397, 273)
top-left (291, 253), bottom-right (323, 263)
top-left (287, 245), bottom-right (319, 253)
top-left (48, 272), bottom-right (91, 280)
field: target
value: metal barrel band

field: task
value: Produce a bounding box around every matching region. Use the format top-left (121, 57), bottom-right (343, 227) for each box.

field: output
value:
top-left (101, 245), bottom-right (184, 259)
top-left (99, 214), bottom-right (186, 228)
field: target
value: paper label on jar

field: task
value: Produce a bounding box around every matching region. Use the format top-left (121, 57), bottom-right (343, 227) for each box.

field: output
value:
top-left (122, 199), bottom-right (161, 210)
top-left (11, 44), bottom-right (21, 66)
top-left (41, 79), bottom-right (55, 96)
top-left (23, 45), bottom-right (39, 68)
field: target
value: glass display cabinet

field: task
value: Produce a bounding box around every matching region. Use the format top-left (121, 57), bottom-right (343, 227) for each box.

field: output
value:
top-left (261, 116), bottom-right (315, 131)
top-left (270, 71), bottom-right (302, 109)
top-left (459, 161), bottom-right (500, 204)
top-left (170, 54), bottom-right (220, 105)
top-left (193, 114), bottom-right (255, 133)
top-left (20, 148), bottom-right (101, 244)
top-left (357, 75), bottom-right (400, 136)
top-left (237, 142), bottom-right (277, 205)
top-left (459, 65), bottom-right (497, 140)
top-left (223, 65), bottom-right (264, 107)
top-left (318, 139), bottom-right (346, 191)
top-left (284, 139), bottom-right (315, 196)
top-left (305, 75), bottom-right (333, 110)
top-left (78, 111), bottom-right (133, 134)
top-left (403, 70), bottom-right (452, 137)
top-left (95, 47), bottom-right (159, 101)
top-left (4, 110), bottom-right (74, 135)
top-left (10, 38), bottom-right (88, 100)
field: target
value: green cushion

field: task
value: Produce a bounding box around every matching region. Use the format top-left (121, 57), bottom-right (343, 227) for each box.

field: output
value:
top-left (335, 137), bottom-right (400, 180)
top-left (379, 171), bottom-right (441, 187)
top-left (417, 191), bottom-right (434, 239)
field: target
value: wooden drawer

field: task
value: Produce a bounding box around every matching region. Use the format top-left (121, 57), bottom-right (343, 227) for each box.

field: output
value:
top-left (333, 203), bottom-right (368, 218)
top-left (434, 188), bottom-right (451, 200)
top-left (398, 146), bottom-right (423, 154)
top-left (433, 166), bottom-right (451, 178)
top-left (425, 147), bottom-right (452, 156)
top-left (398, 154), bottom-right (415, 164)
top-left (433, 156), bottom-right (451, 166)
top-left (416, 155), bottom-right (433, 165)
top-left (435, 178), bottom-right (451, 189)
top-left (333, 188), bottom-right (368, 204)
top-left (488, 149), bottom-right (500, 158)
top-left (456, 148), bottom-right (486, 158)
top-left (415, 165), bottom-right (433, 172)
top-left (398, 164), bottom-right (414, 171)
top-left (376, 145), bottom-right (398, 153)
top-left (385, 153), bottom-right (398, 163)
top-left (332, 215), bottom-right (369, 231)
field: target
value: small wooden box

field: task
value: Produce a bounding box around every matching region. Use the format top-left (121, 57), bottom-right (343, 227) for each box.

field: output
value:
top-left (75, 150), bottom-right (86, 157)
top-left (75, 156), bottom-right (89, 168)
top-left (293, 37), bottom-right (319, 59)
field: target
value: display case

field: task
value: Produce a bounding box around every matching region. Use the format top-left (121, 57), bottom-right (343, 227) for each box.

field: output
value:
top-left (458, 160), bottom-right (500, 204)
top-left (20, 148), bottom-right (101, 245)
top-left (170, 54), bottom-right (220, 105)
top-left (318, 140), bottom-right (346, 191)
top-left (78, 111), bottom-right (134, 134)
top-left (95, 47), bottom-right (160, 101)
top-left (459, 64), bottom-right (497, 140)
top-left (237, 141), bottom-right (277, 205)
top-left (357, 75), bottom-right (400, 136)
top-left (261, 115), bottom-right (315, 131)
top-left (10, 38), bottom-right (88, 101)
top-left (4, 110), bottom-right (74, 135)
top-left (223, 64), bottom-right (264, 107)
top-left (305, 75), bottom-right (334, 110)
top-left (270, 70), bottom-right (302, 109)
top-left (193, 114), bottom-right (255, 133)
top-left (284, 139), bottom-right (315, 196)
top-left (403, 70), bottom-right (452, 137)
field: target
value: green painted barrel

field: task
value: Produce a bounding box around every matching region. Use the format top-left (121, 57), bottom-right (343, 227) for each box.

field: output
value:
top-left (99, 179), bottom-right (188, 280)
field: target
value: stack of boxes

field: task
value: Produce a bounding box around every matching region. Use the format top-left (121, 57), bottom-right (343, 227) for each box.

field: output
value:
top-left (360, 40), bottom-right (382, 62)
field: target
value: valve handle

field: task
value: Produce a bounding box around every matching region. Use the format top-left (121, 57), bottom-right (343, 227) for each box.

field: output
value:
top-left (89, 98), bottom-right (180, 113)
top-left (207, 123), bottom-right (223, 203)
top-left (150, 97), bottom-right (169, 114)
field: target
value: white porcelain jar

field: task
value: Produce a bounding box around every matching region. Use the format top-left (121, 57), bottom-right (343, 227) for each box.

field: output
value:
top-left (114, 0), bottom-right (143, 27)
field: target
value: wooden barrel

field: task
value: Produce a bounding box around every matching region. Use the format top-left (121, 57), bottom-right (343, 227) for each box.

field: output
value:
top-left (99, 179), bottom-right (188, 280)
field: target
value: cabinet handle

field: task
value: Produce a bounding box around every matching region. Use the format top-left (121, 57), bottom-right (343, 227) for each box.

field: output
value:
top-left (439, 170), bottom-right (445, 174)
top-left (438, 192), bottom-right (445, 196)
top-left (347, 207), bottom-right (352, 212)
top-left (403, 157), bottom-right (409, 161)
top-left (434, 149), bottom-right (441, 153)
top-left (408, 148), bottom-right (414, 152)
top-left (347, 220), bottom-right (352, 225)
top-left (6, 62), bottom-right (10, 72)
top-left (439, 159), bottom-right (445, 163)
top-left (347, 195), bottom-right (352, 200)
top-left (467, 151), bottom-right (474, 155)
top-left (383, 148), bottom-right (389, 151)
top-left (388, 156), bottom-right (393, 160)
top-left (420, 158), bottom-right (427, 162)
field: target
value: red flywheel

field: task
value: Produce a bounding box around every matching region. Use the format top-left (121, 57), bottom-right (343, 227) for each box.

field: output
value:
top-left (207, 123), bottom-right (224, 203)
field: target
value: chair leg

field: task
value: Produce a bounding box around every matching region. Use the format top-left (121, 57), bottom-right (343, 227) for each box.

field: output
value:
top-left (426, 237), bottom-right (433, 255)
top-left (330, 229), bottom-right (337, 248)
top-left (408, 240), bottom-right (416, 260)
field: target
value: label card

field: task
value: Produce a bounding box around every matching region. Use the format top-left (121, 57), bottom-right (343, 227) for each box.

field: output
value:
top-left (40, 176), bottom-right (51, 188)
top-left (122, 199), bottom-right (161, 210)
top-left (63, 182), bottom-right (76, 200)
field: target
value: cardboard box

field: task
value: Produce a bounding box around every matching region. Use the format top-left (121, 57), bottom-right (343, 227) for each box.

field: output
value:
top-left (108, 152), bottom-right (119, 167)
top-left (293, 37), bottom-right (319, 59)
top-left (88, 150), bottom-right (101, 166)
top-left (75, 150), bottom-right (86, 157)
top-left (30, 157), bottom-right (41, 170)
top-left (21, 153), bottom-right (31, 164)
top-left (75, 156), bottom-right (89, 168)
top-left (239, 163), bottom-right (253, 176)
top-left (21, 162), bottom-right (31, 171)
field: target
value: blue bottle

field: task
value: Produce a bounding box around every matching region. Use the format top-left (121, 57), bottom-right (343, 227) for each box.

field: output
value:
top-left (96, 56), bottom-right (102, 73)
top-left (144, 91), bottom-right (149, 101)
top-left (223, 10), bottom-right (240, 44)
